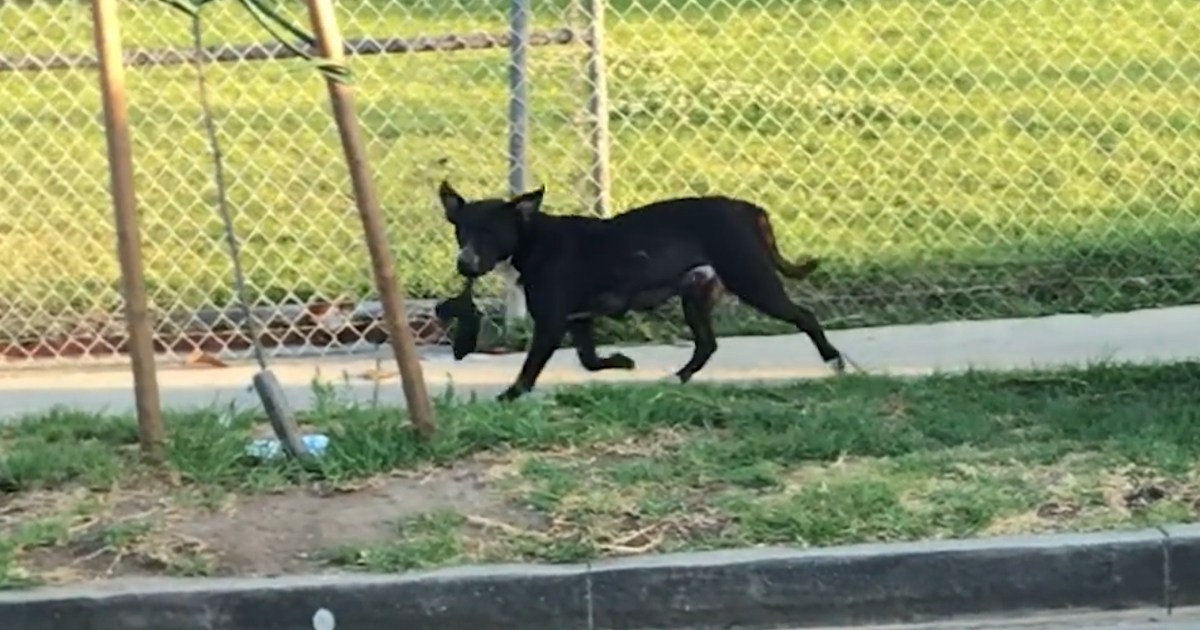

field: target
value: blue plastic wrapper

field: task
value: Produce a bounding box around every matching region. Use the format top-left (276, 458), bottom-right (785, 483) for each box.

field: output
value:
top-left (244, 433), bottom-right (330, 460)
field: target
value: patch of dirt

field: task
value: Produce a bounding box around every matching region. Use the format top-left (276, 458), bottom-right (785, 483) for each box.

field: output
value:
top-left (177, 464), bottom-right (540, 576)
top-left (5, 462), bottom-right (541, 583)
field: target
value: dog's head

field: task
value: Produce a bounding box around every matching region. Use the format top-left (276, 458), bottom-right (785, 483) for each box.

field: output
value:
top-left (438, 180), bottom-right (545, 278)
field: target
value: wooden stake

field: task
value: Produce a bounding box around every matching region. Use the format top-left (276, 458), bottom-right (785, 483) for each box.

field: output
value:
top-left (91, 0), bottom-right (166, 461)
top-left (301, 0), bottom-right (437, 438)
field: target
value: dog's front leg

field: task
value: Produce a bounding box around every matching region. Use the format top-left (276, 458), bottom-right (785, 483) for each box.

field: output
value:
top-left (569, 318), bottom-right (635, 372)
top-left (498, 317), bottom-right (568, 402)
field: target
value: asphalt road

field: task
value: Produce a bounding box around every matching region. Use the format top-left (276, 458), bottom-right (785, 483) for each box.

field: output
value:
top-left (802, 608), bottom-right (1200, 630)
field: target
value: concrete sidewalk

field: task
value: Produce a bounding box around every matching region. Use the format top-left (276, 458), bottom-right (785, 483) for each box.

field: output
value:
top-left (1, 304), bottom-right (1197, 419)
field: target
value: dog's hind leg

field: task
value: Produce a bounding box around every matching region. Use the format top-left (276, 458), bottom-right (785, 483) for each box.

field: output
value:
top-left (569, 318), bottom-right (635, 371)
top-left (674, 281), bottom-right (719, 383)
top-left (498, 318), bottom-right (569, 402)
top-left (715, 258), bottom-right (845, 373)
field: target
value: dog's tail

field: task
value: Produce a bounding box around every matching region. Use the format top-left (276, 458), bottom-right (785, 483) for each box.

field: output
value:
top-left (754, 209), bottom-right (820, 280)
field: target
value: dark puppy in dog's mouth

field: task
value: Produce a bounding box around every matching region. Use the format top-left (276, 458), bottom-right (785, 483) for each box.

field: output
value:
top-left (434, 277), bottom-right (482, 360)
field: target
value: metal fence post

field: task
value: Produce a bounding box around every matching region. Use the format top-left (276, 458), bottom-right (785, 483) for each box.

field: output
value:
top-left (504, 0), bottom-right (531, 323)
top-left (581, 0), bottom-right (611, 218)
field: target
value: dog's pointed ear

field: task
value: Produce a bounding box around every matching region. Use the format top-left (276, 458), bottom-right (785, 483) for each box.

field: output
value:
top-left (438, 180), bottom-right (465, 223)
top-left (510, 185), bottom-right (545, 222)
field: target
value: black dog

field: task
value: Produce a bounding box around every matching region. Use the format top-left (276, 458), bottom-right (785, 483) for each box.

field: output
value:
top-left (438, 180), bottom-right (846, 402)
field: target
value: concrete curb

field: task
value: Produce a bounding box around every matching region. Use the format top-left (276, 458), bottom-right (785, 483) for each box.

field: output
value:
top-left (2, 526), bottom-right (1197, 630)
top-left (1165, 524), bottom-right (1200, 609)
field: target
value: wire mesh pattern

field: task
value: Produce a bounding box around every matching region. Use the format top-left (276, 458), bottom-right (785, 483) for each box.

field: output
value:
top-left (1, 0), bottom-right (1198, 366)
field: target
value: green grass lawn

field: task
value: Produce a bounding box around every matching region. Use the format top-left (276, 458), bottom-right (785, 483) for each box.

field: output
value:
top-left (1, 0), bottom-right (1198, 342)
top-left (2, 362), bottom-right (1199, 586)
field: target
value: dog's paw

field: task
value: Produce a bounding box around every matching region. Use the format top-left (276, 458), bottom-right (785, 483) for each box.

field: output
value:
top-left (496, 385), bottom-right (526, 403)
top-left (675, 369), bottom-right (695, 384)
top-left (827, 356), bottom-right (847, 374)
top-left (606, 353), bottom-right (636, 370)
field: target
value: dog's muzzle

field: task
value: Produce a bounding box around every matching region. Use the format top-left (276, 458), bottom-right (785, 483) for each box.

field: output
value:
top-left (455, 247), bottom-right (485, 277)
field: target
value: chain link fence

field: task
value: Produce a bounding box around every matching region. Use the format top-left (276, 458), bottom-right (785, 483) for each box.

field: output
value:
top-left (1, 0), bottom-right (1197, 367)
